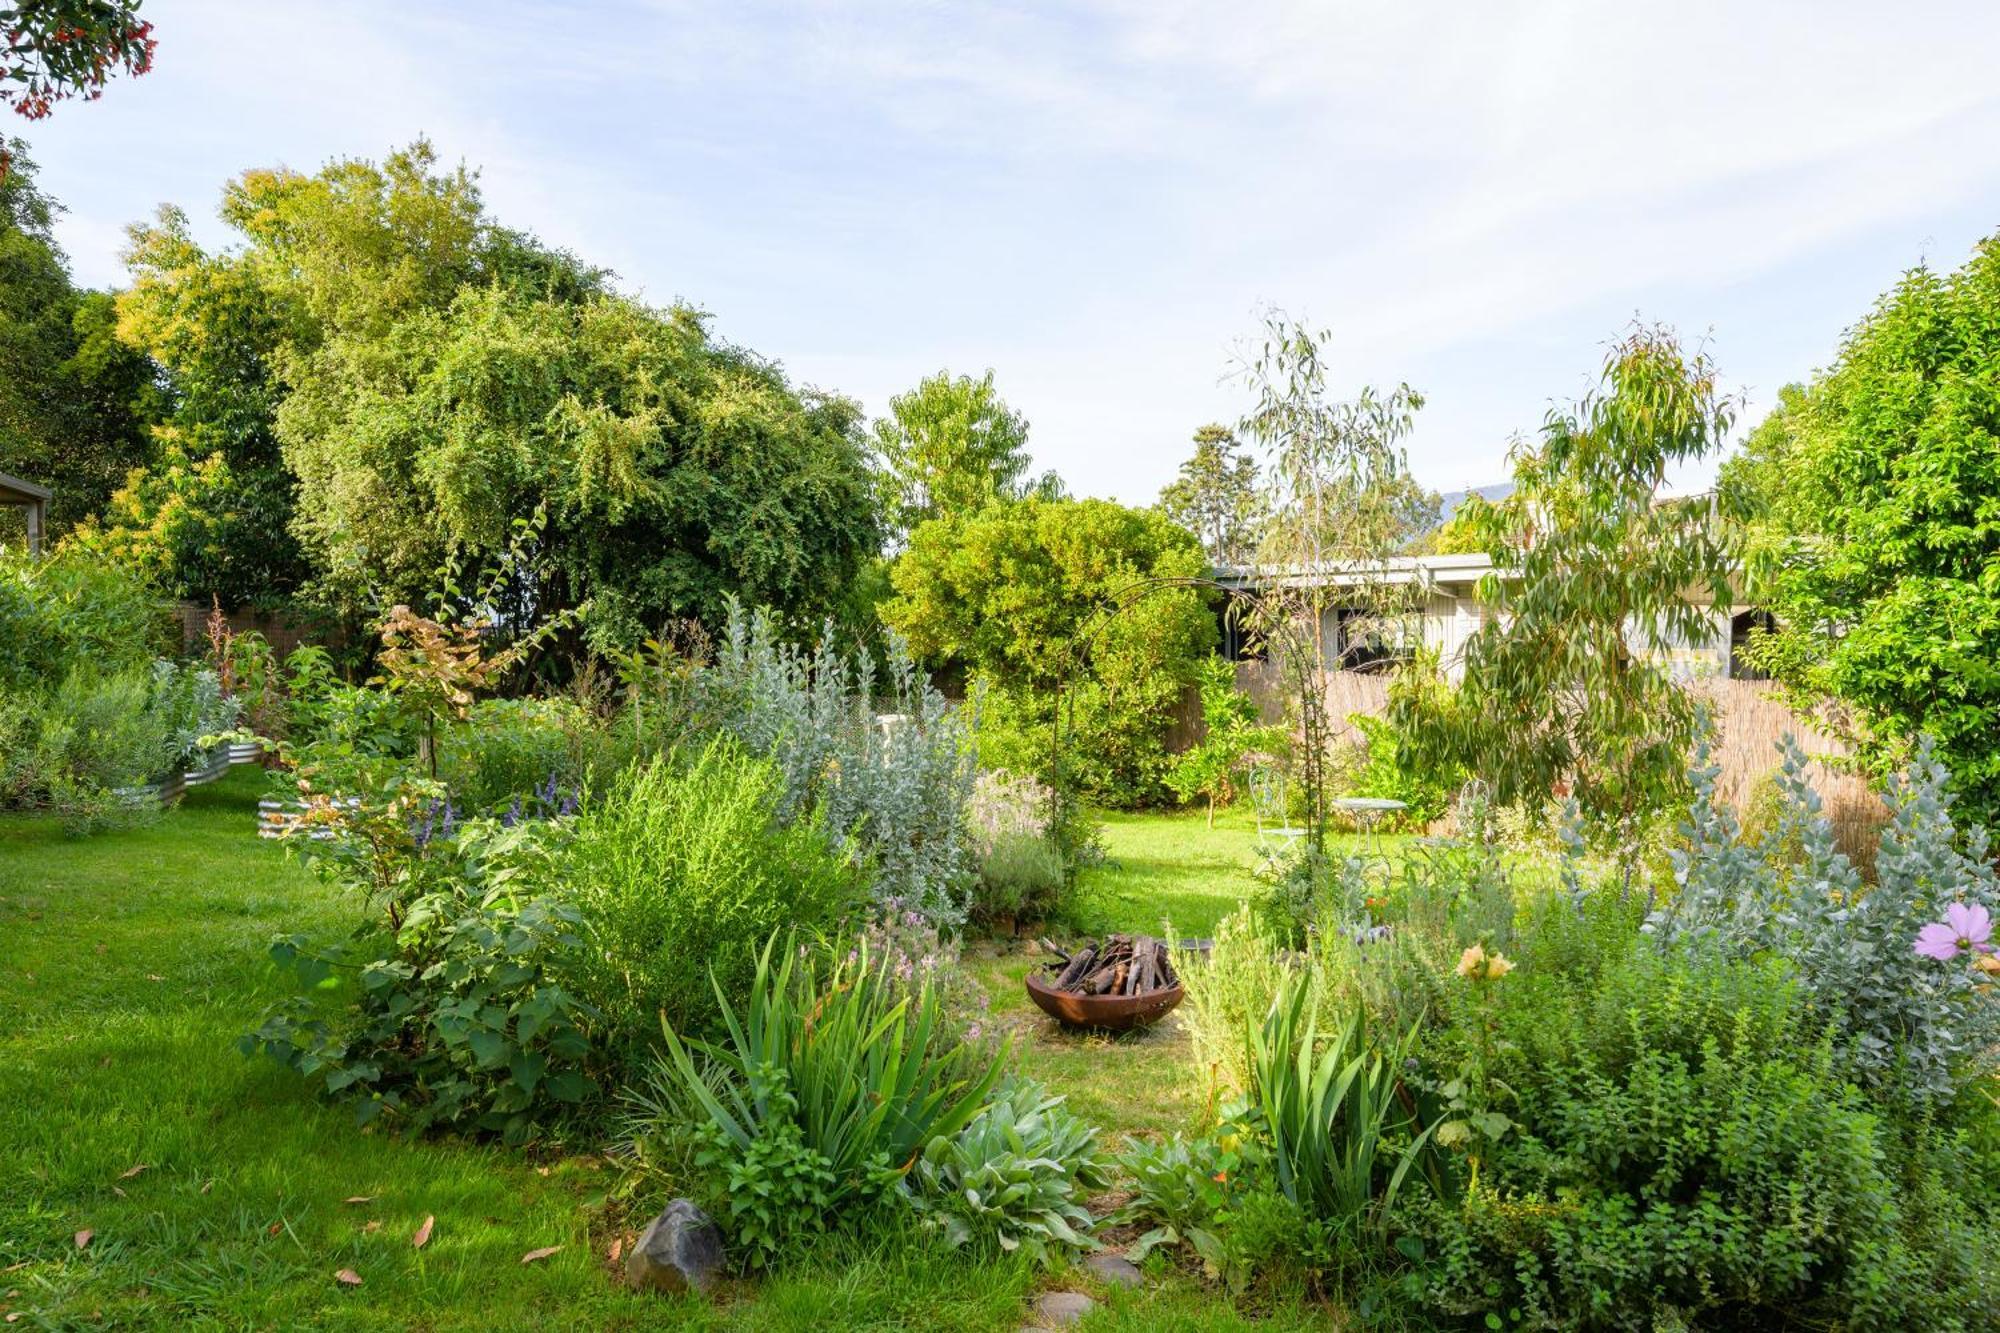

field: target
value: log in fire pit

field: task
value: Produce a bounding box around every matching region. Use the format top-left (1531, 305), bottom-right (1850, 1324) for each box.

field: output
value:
top-left (1026, 934), bottom-right (1184, 1031)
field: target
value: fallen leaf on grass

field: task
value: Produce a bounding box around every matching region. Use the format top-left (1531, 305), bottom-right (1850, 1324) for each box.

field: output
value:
top-left (199, 1180), bottom-right (213, 1195)
top-left (534, 1167), bottom-right (550, 1177)
top-left (266, 1223), bottom-right (281, 1237)
top-left (117, 1164), bottom-right (148, 1180)
top-left (334, 1269), bottom-right (362, 1287)
top-left (412, 1215), bottom-right (433, 1249)
top-left (146, 975), bottom-right (164, 983)
top-left (362, 1221), bottom-right (381, 1235)
top-left (608, 1237), bottom-right (622, 1265)
top-left (519, 1246), bottom-right (561, 1265)
top-left (111, 1188), bottom-right (125, 1199)
top-left (342, 1196), bottom-right (375, 1205)
top-left (73, 1230), bottom-right (91, 1250)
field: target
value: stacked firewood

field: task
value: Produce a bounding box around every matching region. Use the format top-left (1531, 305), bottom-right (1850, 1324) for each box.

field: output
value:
top-left (1037, 934), bottom-right (1180, 997)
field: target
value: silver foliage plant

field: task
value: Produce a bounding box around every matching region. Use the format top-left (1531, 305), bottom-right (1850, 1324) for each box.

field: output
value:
top-left (711, 602), bottom-right (979, 927)
top-left (1649, 730), bottom-right (2000, 1106)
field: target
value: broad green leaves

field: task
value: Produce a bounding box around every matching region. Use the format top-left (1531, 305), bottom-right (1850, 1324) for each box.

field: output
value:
top-left (1729, 233), bottom-right (2000, 826)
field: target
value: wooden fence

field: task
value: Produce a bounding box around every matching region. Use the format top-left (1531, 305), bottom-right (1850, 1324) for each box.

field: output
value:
top-left (1216, 662), bottom-right (1885, 853)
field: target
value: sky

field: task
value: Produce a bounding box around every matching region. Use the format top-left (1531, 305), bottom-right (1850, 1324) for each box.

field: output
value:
top-left (17, 1), bottom-right (2000, 503)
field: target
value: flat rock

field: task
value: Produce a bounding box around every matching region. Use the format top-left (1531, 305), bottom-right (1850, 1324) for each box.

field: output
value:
top-left (1084, 1252), bottom-right (1143, 1287)
top-left (625, 1198), bottom-right (725, 1295)
top-left (1033, 1291), bottom-right (1095, 1327)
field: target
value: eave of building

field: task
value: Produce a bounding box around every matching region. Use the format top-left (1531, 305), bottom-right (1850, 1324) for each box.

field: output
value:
top-left (1211, 552), bottom-right (1502, 592)
top-left (0, 472), bottom-right (53, 503)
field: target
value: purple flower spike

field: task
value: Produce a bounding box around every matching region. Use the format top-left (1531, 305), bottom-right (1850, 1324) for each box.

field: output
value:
top-left (1914, 900), bottom-right (1993, 961)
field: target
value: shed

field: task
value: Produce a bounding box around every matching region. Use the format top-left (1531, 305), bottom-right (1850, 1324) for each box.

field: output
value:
top-left (0, 472), bottom-right (51, 554)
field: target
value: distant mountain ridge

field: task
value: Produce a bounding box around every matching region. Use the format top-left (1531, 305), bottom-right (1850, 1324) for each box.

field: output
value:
top-left (1435, 482), bottom-right (1515, 524)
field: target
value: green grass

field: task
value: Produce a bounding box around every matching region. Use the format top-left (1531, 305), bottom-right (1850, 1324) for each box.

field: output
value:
top-left (964, 807), bottom-right (1403, 1146)
top-left (0, 771), bottom-right (670, 1330)
top-left (0, 777), bottom-right (1350, 1329)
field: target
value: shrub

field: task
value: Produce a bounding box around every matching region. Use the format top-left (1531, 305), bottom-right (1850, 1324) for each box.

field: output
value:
top-left (560, 739), bottom-right (869, 1043)
top-left (972, 831), bottom-right (1067, 926)
top-left (1184, 905), bottom-right (1293, 1101)
top-left (1399, 937), bottom-right (2000, 1330)
top-left (966, 767), bottom-right (1051, 853)
top-left (710, 603), bottom-right (980, 927)
top-left (1648, 732), bottom-right (2000, 1107)
top-left (911, 1078), bottom-right (1110, 1267)
top-left (1166, 656), bottom-right (1286, 823)
top-left (0, 546), bottom-right (166, 689)
top-left (651, 936), bottom-right (1009, 1265)
top-left (277, 645), bottom-right (419, 789)
top-left (436, 696), bottom-right (604, 813)
top-left (242, 817), bottom-right (598, 1143)
top-left (150, 658), bottom-right (239, 771)
top-left (1347, 713), bottom-right (1460, 829)
top-left (884, 495), bottom-right (1217, 809)
top-left (0, 666), bottom-right (179, 831)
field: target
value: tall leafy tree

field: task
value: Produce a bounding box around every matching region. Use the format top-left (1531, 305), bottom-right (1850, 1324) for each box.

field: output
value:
top-left (1728, 235), bottom-right (2000, 824)
top-left (0, 138), bottom-right (156, 537)
top-left (1158, 423), bottom-right (1263, 568)
top-left (76, 199), bottom-right (301, 603)
top-left (88, 141), bottom-right (879, 637)
top-left (884, 496), bottom-right (1215, 806)
top-left (1391, 326), bottom-right (1743, 855)
top-left (872, 369), bottom-right (1043, 541)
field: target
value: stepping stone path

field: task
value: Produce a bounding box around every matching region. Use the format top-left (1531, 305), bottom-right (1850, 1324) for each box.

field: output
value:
top-left (1024, 1291), bottom-right (1095, 1330)
top-left (1019, 1255), bottom-right (1146, 1329)
top-left (1084, 1252), bottom-right (1143, 1287)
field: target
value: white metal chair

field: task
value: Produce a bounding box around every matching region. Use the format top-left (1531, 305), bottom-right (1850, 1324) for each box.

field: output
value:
top-left (1249, 764), bottom-right (1306, 852)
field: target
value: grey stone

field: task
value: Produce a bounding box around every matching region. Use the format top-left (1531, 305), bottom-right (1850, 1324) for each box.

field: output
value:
top-left (1032, 1291), bottom-right (1095, 1327)
top-left (625, 1199), bottom-right (725, 1295)
top-left (1083, 1252), bottom-right (1143, 1288)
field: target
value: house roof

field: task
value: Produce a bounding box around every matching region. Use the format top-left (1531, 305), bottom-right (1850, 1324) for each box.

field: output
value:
top-left (0, 472), bottom-right (52, 503)
top-left (1213, 551), bottom-right (1499, 592)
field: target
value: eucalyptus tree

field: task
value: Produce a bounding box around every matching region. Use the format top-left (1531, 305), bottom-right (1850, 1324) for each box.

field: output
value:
top-left (1391, 325), bottom-right (1744, 871)
top-left (1232, 310), bottom-right (1429, 844)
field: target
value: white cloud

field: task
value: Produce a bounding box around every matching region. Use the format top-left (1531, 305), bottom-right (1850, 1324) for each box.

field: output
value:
top-left (18, 0), bottom-right (2000, 505)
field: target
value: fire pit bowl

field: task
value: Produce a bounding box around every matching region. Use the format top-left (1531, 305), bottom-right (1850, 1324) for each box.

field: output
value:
top-left (1025, 970), bottom-right (1184, 1032)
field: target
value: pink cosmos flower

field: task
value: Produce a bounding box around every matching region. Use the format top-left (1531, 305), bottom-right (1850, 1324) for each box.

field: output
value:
top-left (1913, 901), bottom-right (1994, 961)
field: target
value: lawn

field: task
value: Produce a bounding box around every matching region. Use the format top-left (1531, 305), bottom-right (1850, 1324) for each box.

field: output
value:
top-left (0, 776), bottom-right (1348, 1330)
top-left (963, 808), bottom-right (1398, 1142)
